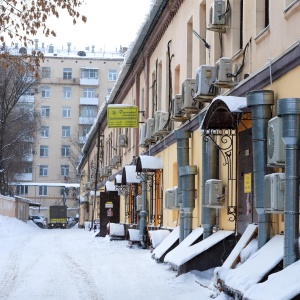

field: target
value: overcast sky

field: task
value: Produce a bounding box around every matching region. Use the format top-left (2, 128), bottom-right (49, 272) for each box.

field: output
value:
top-left (37, 0), bottom-right (153, 52)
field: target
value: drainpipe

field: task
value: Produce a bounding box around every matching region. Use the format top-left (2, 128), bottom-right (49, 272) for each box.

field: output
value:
top-left (201, 134), bottom-right (219, 239)
top-left (277, 98), bottom-right (300, 268)
top-left (175, 130), bottom-right (191, 243)
top-left (246, 90), bottom-right (274, 249)
top-left (180, 165), bottom-right (198, 239)
top-left (139, 176), bottom-right (147, 249)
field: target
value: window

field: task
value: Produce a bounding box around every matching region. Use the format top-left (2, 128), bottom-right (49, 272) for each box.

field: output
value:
top-left (61, 165), bottom-right (70, 176)
top-left (61, 145), bottom-right (70, 157)
top-left (42, 67), bottom-right (51, 78)
top-left (81, 125), bottom-right (92, 137)
top-left (62, 126), bottom-right (70, 137)
top-left (83, 88), bottom-right (95, 98)
top-left (39, 165), bottom-right (48, 176)
top-left (16, 185), bottom-right (28, 195)
top-left (81, 68), bottom-right (98, 78)
top-left (62, 106), bottom-right (71, 118)
top-left (63, 87), bottom-right (71, 99)
top-left (108, 70), bottom-right (117, 81)
top-left (23, 89), bottom-right (34, 96)
top-left (80, 105), bottom-right (97, 118)
top-left (39, 186), bottom-right (47, 196)
top-left (41, 106), bottom-right (50, 117)
top-left (63, 68), bottom-right (72, 79)
top-left (40, 145), bottom-right (49, 157)
top-left (41, 86), bottom-right (50, 98)
top-left (40, 126), bottom-right (49, 138)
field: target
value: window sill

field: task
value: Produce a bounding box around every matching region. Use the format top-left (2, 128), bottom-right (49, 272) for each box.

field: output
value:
top-left (284, 0), bottom-right (300, 19)
top-left (255, 25), bottom-right (270, 44)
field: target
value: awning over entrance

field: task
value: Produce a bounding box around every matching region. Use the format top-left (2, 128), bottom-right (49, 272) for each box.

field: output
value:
top-left (121, 165), bottom-right (141, 184)
top-left (200, 96), bottom-right (249, 130)
top-left (135, 155), bottom-right (163, 173)
top-left (105, 181), bottom-right (116, 192)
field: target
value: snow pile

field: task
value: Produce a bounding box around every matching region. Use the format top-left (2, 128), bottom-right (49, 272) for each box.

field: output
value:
top-left (109, 223), bottom-right (125, 236)
top-left (128, 228), bottom-right (140, 241)
top-left (0, 215), bottom-right (40, 238)
top-left (148, 229), bottom-right (170, 248)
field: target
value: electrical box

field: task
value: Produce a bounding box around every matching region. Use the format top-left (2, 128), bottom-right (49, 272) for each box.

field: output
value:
top-left (267, 116), bottom-right (285, 166)
top-left (264, 173), bottom-right (285, 211)
top-left (165, 188), bottom-right (174, 209)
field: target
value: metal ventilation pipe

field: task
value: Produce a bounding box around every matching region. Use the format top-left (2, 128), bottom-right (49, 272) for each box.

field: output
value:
top-left (139, 177), bottom-right (147, 249)
top-left (277, 98), bottom-right (300, 268)
top-left (180, 165), bottom-right (198, 239)
top-left (175, 130), bottom-right (191, 243)
top-left (201, 135), bottom-right (219, 239)
top-left (246, 90), bottom-right (274, 249)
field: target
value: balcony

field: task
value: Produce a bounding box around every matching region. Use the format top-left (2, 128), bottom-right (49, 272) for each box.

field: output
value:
top-left (79, 117), bottom-right (96, 125)
top-left (79, 97), bottom-right (98, 105)
top-left (14, 173), bottom-right (33, 181)
top-left (19, 95), bottom-right (34, 103)
top-left (80, 78), bottom-right (99, 86)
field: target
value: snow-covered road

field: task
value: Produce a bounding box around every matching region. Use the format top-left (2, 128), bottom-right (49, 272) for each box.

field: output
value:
top-left (0, 217), bottom-right (215, 300)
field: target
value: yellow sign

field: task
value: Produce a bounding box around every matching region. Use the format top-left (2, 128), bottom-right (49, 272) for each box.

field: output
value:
top-left (107, 105), bottom-right (138, 128)
top-left (244, 173), bottom-right (252, 193)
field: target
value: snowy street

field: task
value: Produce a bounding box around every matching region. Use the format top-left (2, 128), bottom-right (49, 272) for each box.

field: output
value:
top-left (0, 216), bottom-right (215, 300)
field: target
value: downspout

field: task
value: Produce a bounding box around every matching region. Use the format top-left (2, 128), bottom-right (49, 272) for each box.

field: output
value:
top-left (277, 98), bottom-right (300, 268)
top-left (139, 175), bottom-right (147, 249)
top-left (175, 130), bottom-right (191, 243)
top-left (246, 90), bottom-right (274, 249)
top-left (201, 133), bottom-right (219, 239)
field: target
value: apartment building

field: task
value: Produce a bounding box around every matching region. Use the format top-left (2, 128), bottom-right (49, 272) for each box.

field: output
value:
top-left (11, 42), bottom-right (124, 216)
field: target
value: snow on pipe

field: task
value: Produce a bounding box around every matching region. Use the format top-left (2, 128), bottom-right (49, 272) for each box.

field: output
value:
top-left (246, 90), bottom-right (274, 249)
top-left (277, 98), bottom-right (300, 268)
top-left (201, 134), bottom-right (219, 239)
top-left (175, 130), bottom-right (191, 243)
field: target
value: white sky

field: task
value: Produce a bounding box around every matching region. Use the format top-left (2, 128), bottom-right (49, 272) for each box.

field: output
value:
top-left (1, 214), bottom-right (300, 299)
top-left (35, 0), bottom-right (153, 51)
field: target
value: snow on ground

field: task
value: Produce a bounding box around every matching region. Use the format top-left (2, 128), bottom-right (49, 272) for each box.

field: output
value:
top-left (0, 215), bottom-right (215, 300)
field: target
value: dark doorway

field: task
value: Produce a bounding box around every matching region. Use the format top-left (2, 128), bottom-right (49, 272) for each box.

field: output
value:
top-left (99, 191), bottom-right (120, 237)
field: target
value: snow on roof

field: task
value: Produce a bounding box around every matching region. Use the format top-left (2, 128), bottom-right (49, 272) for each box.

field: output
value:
top-left (164, 227), bottom-right (204, 264)
top-left (167, 230), bottom-right (233, 268)
top-left (124, 165), bottom-right (140, 183)
top-left (139, 155), bottom-right (163, 170)
top-left (224, 235), bottom-right (284, 295)
top-left (115, 174), bottom-right (122, 184)
top-left (105, 181), bottom-right (116, 191)
top-left (151, 226), bottom-right (180, 260)
top-left (148, 229), bottom-right (170, 248)
top-left (10, 182), bottom-right (80, 188)
top-left (243, 258), bottom-right (300, 300)
top-left (214, 96), bottom-right (247, 112)
top-left (221, 224), bottom-right (258, 269)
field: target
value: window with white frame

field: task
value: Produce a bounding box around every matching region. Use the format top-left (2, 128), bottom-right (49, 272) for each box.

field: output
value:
top-left (62, 126), bottom-right (70, 137)
top-left (61, 165), bottom-right (70, 177)
top-left (83, 88), bottom-right (95, 98)
top-left (40, 145), bottom-right (49, 157)
top-left (81, 125), bottom-right (92, 137)
top-left (39, 186), bottom-right (47, 196)
top-left (61, 145), bottom-right (70, 157)
top-left (108, 70), bottom-right (117, 81)
top-left (16, 185), bottom-right (28, 195)
top-left (41, 86), bottom-right (50, 98)
top-left (41, 106), bottom-right (50, 117)
top-left (80, 105), bottom-right (97, 118)
top-left (42, 67), bottom-right (51, 78)
top-left (40, 126), bottom-right (49, 138)
top-left (39, 165), bottom-right (48, 176)
top-left (63, 87), bottom-right (71, 99)
top-left (62, 106), bottom-right (71, 118)
top-left (63, 68), bottom-right (72, 79)
top-left (81, 68), bottom-right (98, 78)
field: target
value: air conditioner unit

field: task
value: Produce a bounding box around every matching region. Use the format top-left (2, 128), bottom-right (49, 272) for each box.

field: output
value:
top-left (216, 57), bottom-right (232, 82)
top-left (194, 65), bottom-right (216, 101)
top-left (138, 123), bottom-right (147, 147)
top-left (172, 94), bottom-right (189, 121)
top-left (85, 182), bottom-right (91, 191)
top-left (182, 79), bottom-right (200, 114)
top-left (144, 118), bottom-right (156, 143)
top-left (264, 173), bottom-right (285, 211)
top-left (205, 179), bottom-right (223, 206)
top-left (209, 0), bottom-right (226, 26)
top-left (118, 134), bottom-right (127, 147)
top-left (154, 111), bottom-right (170, 136)
top-left (100, 166), bottom-right (110, 178)
top-left (267, 116), bottom-right (285, 166)
top-left (136, 195), bottom-right (142, 211)
top-left (165, 188), bottom-right (175, 209)
top-left (109, 157), bottom-right (116, 168)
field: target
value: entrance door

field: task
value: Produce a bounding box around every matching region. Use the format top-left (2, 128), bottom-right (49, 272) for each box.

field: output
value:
top-left (99, 191), bottom-right (120, 237)
top-left (237, 129), bottom-right (258, 235)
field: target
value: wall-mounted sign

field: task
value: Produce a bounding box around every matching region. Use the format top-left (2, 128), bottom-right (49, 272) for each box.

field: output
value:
top-left (107, 105), bottom-right (138, 128)
top-left (244, 173), bottom-right (252, 193)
